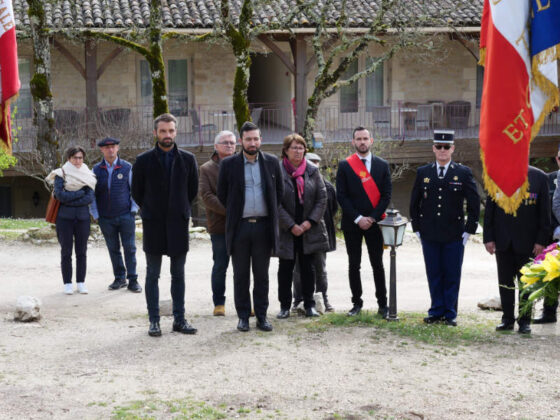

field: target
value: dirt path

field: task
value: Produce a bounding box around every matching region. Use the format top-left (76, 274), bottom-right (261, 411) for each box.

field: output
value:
top-left (1, 237), bottom-right (559, 419)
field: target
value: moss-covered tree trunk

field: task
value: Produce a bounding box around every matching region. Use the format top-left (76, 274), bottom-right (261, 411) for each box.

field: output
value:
top-left (147, 0), bottom-right (168, 117)
top-left (28, 0), bottom-right (58, 172)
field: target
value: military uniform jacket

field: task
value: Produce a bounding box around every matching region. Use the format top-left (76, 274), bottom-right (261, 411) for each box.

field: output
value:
top-left (483, 166), bottom-right (551, 255)
top-left (410, 161), bottom-right (480, 243)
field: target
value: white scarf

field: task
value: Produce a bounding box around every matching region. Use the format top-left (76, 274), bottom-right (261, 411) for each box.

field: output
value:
top-left (46, 161), bottom-right (97, 191)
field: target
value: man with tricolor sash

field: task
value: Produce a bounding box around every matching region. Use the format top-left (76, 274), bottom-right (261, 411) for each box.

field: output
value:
top-left (336, 126), bottom-right (391, 318)
top-left (410, 131), bottom-right (480, 327)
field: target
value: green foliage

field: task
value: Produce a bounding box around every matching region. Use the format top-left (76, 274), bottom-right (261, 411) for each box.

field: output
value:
top-left (30, 73), bottom-right (52, 100)
top-left (0, 218), bottom-right (49, 230)
top-left (0, 149), bottom-right (17, 176)
top-left (112, 398), bottom-right (227, 420)
top-left (308, 311), bottom-right (499, 346)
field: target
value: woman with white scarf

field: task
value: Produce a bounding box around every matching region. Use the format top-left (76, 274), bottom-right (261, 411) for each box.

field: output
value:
top-left (46, 146), bottom-right (97, 295)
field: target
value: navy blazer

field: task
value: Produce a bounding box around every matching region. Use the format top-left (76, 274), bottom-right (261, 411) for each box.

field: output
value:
top-left (336, 154), bottom-right (392, 231)
top-left (483, 166), bottom-right (551, 254)
top-left (410, 161), bottom-right (480, 243)
top-left (217, 151), bottom-right (283, 256)
top-left (54, 176), bottom-right (95, 221)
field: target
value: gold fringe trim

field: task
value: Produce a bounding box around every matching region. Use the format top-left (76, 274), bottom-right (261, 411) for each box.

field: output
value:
top-left (531, 45), bottom-right (560, 140)
top-left (0, 100), bottom-right (13, 155)
top-left (478, 47), bottom-right (486, 67)
top-left (480, 149), bottom-right (529, 216)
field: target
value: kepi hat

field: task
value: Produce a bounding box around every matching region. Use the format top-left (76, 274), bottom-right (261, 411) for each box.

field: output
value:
top-left (433, 130), bottom-right (454, 144)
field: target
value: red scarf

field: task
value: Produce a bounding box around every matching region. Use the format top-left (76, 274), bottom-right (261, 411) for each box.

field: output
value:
top-left (283, 157), bottom-right (306, 204)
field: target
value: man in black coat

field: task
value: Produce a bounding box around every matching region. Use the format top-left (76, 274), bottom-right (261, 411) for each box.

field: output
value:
top-left (336, 126), bottom-right (392, 318)
top-left (217, 121), bottom-right (283, 332)
top-left (410, 130), bottom-right (479, 327)
top-left (484, 166), bottom-right (551, 334)
top-left (131, 113), bottom-right (199, 337)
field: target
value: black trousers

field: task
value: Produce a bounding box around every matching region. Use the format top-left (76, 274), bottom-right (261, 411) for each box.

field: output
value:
top-left (343, 224), bottom-right (387, 308)
top-left (56, 218), bottom-right (90, 284)
top-left (278, 247), bottom-right (315, 310)
top-left (495, 247), bottom-right (532, 324)
top-left (231, 219), bottom-right (272, 319)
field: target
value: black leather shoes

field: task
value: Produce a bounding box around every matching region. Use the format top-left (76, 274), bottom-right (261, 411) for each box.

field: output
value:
top-left (518, 323), bottom-right (532, 334)
top-left (445, 318), bottom-right (457, 327)
top-left (172, 320), bottom-right (197, 335)
top-left (256, 317), bottom-right (273, 332)
top-left (347, 305), bottom-right (362, 316)
top-left (108, 279), bottom-right (127, 290)
top-left (148, 321), bottom-right (161, 337)
top-left (276, 309), bottom-right (290, 319)
top-left (532, 314), bottom-right (557, 324)
top-left (495, 322), bottom-right (514, 331)
top-left (127, 280), bottom-right (142, 293)
top-left (305, 307), bottom-right (320, 317)
top-left (378, 306), bottom-right (389, 318)
top-left (423, 315), bottom-right (444, 324)
top-left (237, 318), bottom-right (250, 332)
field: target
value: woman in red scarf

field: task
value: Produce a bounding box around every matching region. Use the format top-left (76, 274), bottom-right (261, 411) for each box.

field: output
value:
top-left (276, 134), bottom-right (329, 318)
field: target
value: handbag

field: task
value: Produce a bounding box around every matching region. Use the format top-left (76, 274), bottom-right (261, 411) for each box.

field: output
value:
top-left (45, 194), bottom-right (61, 224)
top-left (45, 168), bottom-right (64, 224)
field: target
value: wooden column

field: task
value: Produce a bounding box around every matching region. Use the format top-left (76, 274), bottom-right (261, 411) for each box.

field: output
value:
top-left (85, 39), bottom-right (98, 142)
top-left (293, 35), bottom-right (307, 135)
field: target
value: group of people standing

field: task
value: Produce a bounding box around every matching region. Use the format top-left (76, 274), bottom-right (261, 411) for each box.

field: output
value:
top-left (46, 112), bottom-right (558, 337)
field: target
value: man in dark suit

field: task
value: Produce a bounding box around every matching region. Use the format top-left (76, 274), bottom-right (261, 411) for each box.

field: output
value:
top-left (131, 113), bottom-right (199, 337)
top-left (217, 121), bottom-right (283, 332)
top-left (336, 126), bottom-right (391, 317)
top-left (410, 130), bottom-right (479, 327)
top-left (484, 166), bottom-right (551, 334)
top-left (533, 149), bottom-right (560, 324)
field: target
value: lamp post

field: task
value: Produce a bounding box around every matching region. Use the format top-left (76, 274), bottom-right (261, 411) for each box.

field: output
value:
top-left (378, 208), bottom-right (408, 321)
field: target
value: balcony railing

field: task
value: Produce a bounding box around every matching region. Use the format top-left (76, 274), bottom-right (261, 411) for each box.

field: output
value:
top-left (11, 102), bottom-right (560, 152)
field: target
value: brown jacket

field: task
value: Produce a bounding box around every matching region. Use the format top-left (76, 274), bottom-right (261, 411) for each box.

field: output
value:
top-left (199, 152), bottom-right (226, 234)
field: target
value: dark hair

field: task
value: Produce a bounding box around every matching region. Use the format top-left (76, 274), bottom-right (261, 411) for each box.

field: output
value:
top-left (281, 134), bottom-right (307, 158)
top-left (239, 121), bottom-right (261, 139)
top-left (65, 145), bottom-right (86, 161)
top-left (352, 126), bottom-right (370, 139)
top-left (154, 113), bottom-right (177, 131)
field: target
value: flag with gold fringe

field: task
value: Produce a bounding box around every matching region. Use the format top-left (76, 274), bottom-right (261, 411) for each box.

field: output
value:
top-left (479, 0), bottom-right (559, 214)
top-left (0, 0), bottom-right (20, 154)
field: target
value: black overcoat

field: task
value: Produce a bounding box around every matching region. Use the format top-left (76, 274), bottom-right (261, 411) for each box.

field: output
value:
top-left (217, 151), bottom-right (283, 256)
top-left (131, 144), bottom-right (198, 256)
top-left (483, 166), bottom-right (551, 254)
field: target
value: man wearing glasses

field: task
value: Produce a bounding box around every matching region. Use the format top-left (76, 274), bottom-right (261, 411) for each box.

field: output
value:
top-left (199, 130), bottom-right (236, 317)
top-left (410, 130), bottom-right (480, 327)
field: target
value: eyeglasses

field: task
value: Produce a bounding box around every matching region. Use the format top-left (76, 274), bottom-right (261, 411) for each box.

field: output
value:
top-left (70, 155), bottom-right (84, 160)
top-left (434, 144), bottom-right (451, 150)
top-left (289, 146), bottom-right (306, 151)
top-left (218, 141), bottom-right (236, 146)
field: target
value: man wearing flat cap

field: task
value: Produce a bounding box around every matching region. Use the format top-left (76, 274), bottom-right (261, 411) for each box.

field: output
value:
top-left (410, 130), bottom-right (480, 326)
top-left (91, 137), bottom-right (141, 293)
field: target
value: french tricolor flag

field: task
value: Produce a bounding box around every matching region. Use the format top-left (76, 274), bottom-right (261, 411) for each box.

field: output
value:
top-left (0, 0), bottom-right (20, 154)
top-left (479, 0), bottom-right (559, 214)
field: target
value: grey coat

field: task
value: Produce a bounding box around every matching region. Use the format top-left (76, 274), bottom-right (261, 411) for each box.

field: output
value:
top-left (277, 161), bottom-right (329, 259)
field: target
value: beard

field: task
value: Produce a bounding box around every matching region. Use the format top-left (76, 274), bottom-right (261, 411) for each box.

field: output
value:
top-left (157, 137), bottom-right (174, 148)
top-left (242, 145), bottom-right (259, 156)
top-left (354, 143), bottom-right (369, 154)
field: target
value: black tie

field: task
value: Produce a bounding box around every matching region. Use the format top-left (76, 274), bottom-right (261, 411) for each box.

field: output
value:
top-left (439, 166), bottom-right (445, 178)
top-left (362, 159), bottom-right (368, 172)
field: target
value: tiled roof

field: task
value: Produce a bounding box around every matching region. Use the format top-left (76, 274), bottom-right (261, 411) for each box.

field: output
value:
top-left (13, 0), bottom-right (482, 31)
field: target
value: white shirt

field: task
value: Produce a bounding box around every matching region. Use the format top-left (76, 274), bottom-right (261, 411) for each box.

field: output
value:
top-left (436, 160), bottom-right (451, 178)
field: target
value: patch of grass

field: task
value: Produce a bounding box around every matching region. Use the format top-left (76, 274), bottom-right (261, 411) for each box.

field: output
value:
top-left (112, 398), bottom-right (227, 420)
top-left (306, 311), bottom-right (498, 346)
top-left (0, 231), bottom-right (22, 240)
top-left (0, 218), bottom-right (48, 230)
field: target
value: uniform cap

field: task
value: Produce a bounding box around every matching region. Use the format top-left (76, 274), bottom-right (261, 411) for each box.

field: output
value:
top-left (433, 130), bottom-right (455, 144)
top-left (306, 152), bottom-right (321, 163)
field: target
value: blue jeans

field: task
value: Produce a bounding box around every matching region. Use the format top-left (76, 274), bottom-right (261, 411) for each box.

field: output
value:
top-left (145, 252), bottom-right (187, 323)
top-left (98, 213), bottom-right (137, 281)
top-left (210, 233), bottom-right (230, 306)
